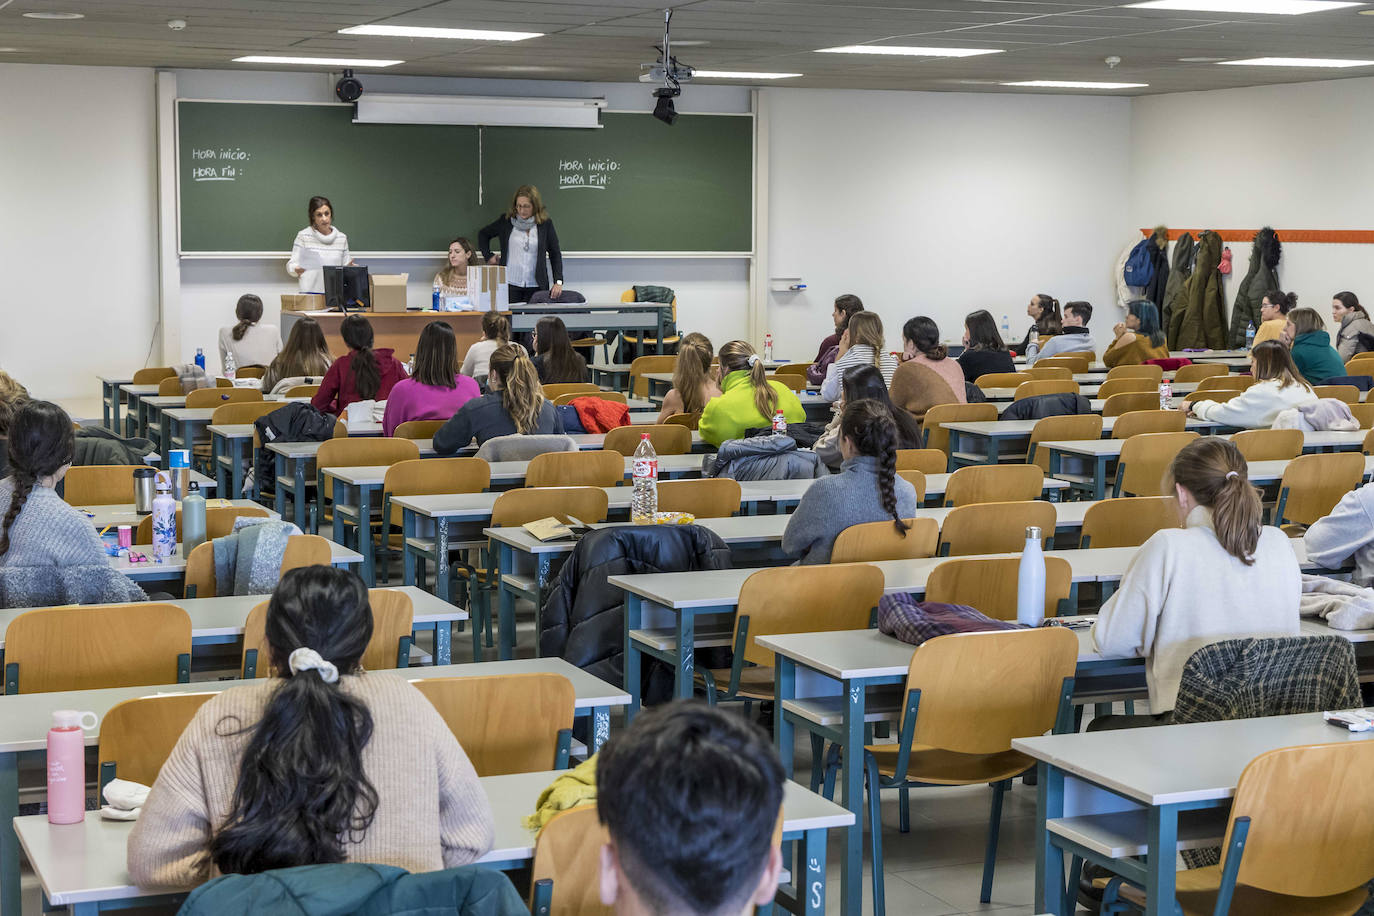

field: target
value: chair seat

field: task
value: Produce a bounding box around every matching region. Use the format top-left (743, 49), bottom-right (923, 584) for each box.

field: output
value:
top-left (1114, 869), bottom-right (1367, 916)
top-left (866, 744), bottom-right (1032, 786)
top-left (704, 665), bottom-right (775, 700)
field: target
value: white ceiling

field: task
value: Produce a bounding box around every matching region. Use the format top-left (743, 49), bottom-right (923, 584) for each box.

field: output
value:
top-left (4, 0), bottom-right (1374, 94)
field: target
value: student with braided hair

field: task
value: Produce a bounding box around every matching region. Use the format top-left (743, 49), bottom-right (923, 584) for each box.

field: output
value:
top-left (781, 398), bottom-right (916, 565)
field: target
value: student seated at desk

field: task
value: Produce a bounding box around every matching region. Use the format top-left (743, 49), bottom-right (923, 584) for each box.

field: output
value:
top-left (382, 321), bottom-right (480, 436)
top-left (806, 293), bottom-right (863, 388)
top-left (217, 294), bottom-right (280, 372)
top-left (819, 311), bottom-right (898, 402)
top-left (460, 312), bottom-right (524, 380)
top-left (261, 317), bottom-right (332, 394)
top-left (782, 399), bottom-right (917, 564)
top-left (1186, 341), bottom-right (1316, 428)
top-left (1015, 292), bottom-right (1062, 357)
top-left (1028, 300), bottom-right (1095, 365)
top-left (1090, 437), bottom-right (1300, 728)
top-left (433, 344), bottom-right (562, 453)
top-left (815, 365), bottom-right (922, 470)
top-left (311, 314), bottom-right (408, 416)
top-left (1286, 306), bottom-right (1347, 386)
top-left (0, 400), bottom-right (147, 607)
top-left (597, 701), bottom-right (784, 916)
top-left (1252, 289), bottom-right (1295, 347)
top-left (698, 341), bottom-right (806, 447)
top-left (896, 315), bottom-right (965, 403)
top-left (1304, 478), bottom-right (1374, 587)
top-left (956, 309), bottom-right (1016, 383)
top-left (128, 566), bottom-right (493, 885)
top-left (656, 332), bottom-right (721, 423)
top-left (531, 315), bottom-right (589, 385)
top-left (1103, 298), bottom-right (1169, 367)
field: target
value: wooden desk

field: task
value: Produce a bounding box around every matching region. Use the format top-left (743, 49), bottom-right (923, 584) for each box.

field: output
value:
top-left (283, 310), bottom-right (486, 361)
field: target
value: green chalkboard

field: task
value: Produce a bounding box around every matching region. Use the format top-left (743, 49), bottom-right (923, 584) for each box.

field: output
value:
top-left (176, 101), bottom-right (753, 255)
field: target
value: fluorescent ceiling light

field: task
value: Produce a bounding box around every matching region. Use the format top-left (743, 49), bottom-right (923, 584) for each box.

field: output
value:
top-left (1126, 0), bottom-right (1361, 12)
top-left (21, 11), bottom-right (84, 19)
top-left (1219, 56), bottom-right (1374, 65)
top-left (234, 55), bottom-right (403, 68)
top-left (816, 45), bottom-right (1003, 57)
top-left (354, 93), bottom-right (604, 128)
top-left (338, 24), bottom-right (542, 41)
top-left (692, 70), bottom-right (802, 79)
top-left (1003, 80), bottom-right (1149, 88)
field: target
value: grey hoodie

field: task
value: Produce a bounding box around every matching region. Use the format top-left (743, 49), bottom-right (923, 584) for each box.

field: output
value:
top-left (1304, 481), bottom-right (1374, 586)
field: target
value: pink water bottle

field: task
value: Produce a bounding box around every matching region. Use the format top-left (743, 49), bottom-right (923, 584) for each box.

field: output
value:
top-left (48, 710), bottom-right (97, 824)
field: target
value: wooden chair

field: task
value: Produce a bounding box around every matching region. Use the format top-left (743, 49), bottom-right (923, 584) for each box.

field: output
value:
top-left (241, 587), bottom-right (414, 678)
top-left (1110, 409), bottom-right (1185, 439)
top-left (542, 383), bottom-right (600, 400)
top-left (393, 419), bottom-right (445, 439)
top-left (1172, 363), bottom-right (1229, 383)
top-left (1101, 392), bottom-right (1161, 417)
top-left (973, 372), bottom-right (1032, 390)
top-left (922, 403), bottom-right (997, 457)
top-left (832, 517), bottom-right (939, 563)
top-left (773, 363), bottom-right (809, 377)
top-left (1183, 389), bottom-right (1243, 405)
top-left (896, 448), bottom-right (948, 474)
top-left (233, 366), bottom-right (265, 379)
top-left (1197, 374), bottom-right (1255, 392)
top-left (1274, 452), bottom-right (1365, 526)
top-left (1095, 377), bottom-right (1156, 400)
top-left (1344, 356), bottom-right (1374, 377)
top-left (1028, 415), bottom-right (1103, 472)
top-left (414, 673), bottom-right (575, 776)
top-left (526, 449), bottom-right (624, 487)
top-left (1079, 496), bottom-right (1181, 548)
top-left (4, 603), bottom-right (191, 693)
top-left (97, 693), bottom-right (213, 794)
top-left (131, 367), bottom-right (175, 385)
top-left (210, 400), bottom-right (281, 426)
top-left (184, 541), bottom-right (215, 598)
top-left (62, 465), bottom-right (147, 506)
top-left (925, 556), bottom-right (1073, 621)
top-left (313, 436), bottom-right (421, 535)
top-left (1105, 364), bottom-right (1163, 381)
top-left (656, 478), bottom-right (741, 517)
top-left (1013, 380), bottom-right (1078, 401)
top-left (553, 390), bottom-right (628, 406)
top-left (283, 384), bottom-right (321, 398)
top-left (942, 463), bottom-right (1043, 506)
top-left (701, 564), bottom-right (884, 707)
top-left (662, 412), bottom-right (699, 430)
top-left (937, 501), bottom-right (1056, 556)
top-left (529, 805), bottom-right (612, 916)
top-left (1350, 403), bottom-right (1374, 430)
top-left (379, 456), bottom-right (491, 570)
top-left (1024, 366), bottom-right (1073, 381)
top-left (602, 424), bottom-right (691, 456)
top-left (628, 355), bottom-right (678, 398)
top-left (1100, 741), bottom-right (1374, 916)
top-left (1363, 427), bottom-right (1374, 455)
top-left (185, 387), bottom-right (263, 408)
top-left (772, 373), bottom-right (807, 392)
top-left (848, 628), bottom-right (1078, 910)
top-left (157, 376), bottom-right (184, 396)
top-left (281, 534), bottom-right (332, 573)
top-left (135, 504), bottom-right (269, 544)
top-left (1114, 431), bottom-right (1199, 497)
top-left (896, 470), bottom-right (927, 503)
top-left (1035, 355), bottom-right (1091, 373)
top-left (493, 487), bottom-right (610, 527)
top-left (620, 290), bottom-right (680, 356)
top-left (1232, 428), bottom-right (1303, 462)
top-left (1313, 384), bottom-right (1361, 404)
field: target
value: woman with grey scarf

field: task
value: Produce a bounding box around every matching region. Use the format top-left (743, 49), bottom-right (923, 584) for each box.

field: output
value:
top-left (477, 185), bottom-right (565, 304)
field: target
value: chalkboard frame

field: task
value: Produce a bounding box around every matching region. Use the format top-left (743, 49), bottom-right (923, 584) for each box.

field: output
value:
top-left (175, 99), bottom-right (755, 259)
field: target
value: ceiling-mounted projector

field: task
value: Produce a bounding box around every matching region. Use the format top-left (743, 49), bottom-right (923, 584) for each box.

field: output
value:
top-left (639, 61), bottom-right (694, 84)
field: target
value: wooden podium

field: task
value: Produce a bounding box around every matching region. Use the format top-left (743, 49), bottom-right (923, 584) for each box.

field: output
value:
top-left (281, 310), bottom-right (487, 362)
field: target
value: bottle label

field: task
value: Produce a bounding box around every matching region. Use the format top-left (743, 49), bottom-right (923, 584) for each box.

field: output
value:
top-left (772, 413), bottom-right (787, 432)
top-left (633, 458), bottom-right (657, 480)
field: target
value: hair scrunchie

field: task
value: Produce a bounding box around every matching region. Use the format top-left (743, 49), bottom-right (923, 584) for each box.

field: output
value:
top-left (288, 647), bottom-right (339, 684)
top-left (1225, 471), bottom-right (1239, 480)
top-left (746, 354), bottom-right (760, 367)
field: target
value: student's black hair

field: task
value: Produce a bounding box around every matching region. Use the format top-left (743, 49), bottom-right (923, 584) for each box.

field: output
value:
top-left (1033, 294), bottom-right (1063, 334)
top-left (964, 310), bottom-right (1007, 352)
top-left (841, 365), bottom-right (922, 449)
top-left (1064, 300), bottom-right (1093, 324)
top-left (232, 294), bottom-right (264, 342)
top-left (412, 321), bottom-right (458, 389)
top-left (211, 566), bottom-right (377, 875)
top-left (834, 293), bottom-right (864, 332)
top-left (902, 315), bottom-right (947, 360)
top-left (1127, 299), bottom-right (1166, 348)
top-left (597, 701), bottom-right (784, 915)
top-left (340, 314), bottom-right (382, 400)
top-left (1263, 289), bottom-right (1298, 315)
top-left (307, 195), bottom-right (333, 225)
top-left (533, 315), bottom-right (586, 385)
top-left (0, 400), bottom-right (74, 555)
top-left (1333, 291), bottom-right (1366, 318)
top-left (841, 398), bottom-right (910, 537)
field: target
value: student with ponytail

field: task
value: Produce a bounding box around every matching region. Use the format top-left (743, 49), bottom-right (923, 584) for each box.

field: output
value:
top-left (656, 332), bottom-right (721, 423)
top-left (782, 399), bottom-right (917, 565)
top-left (433, 343), bottom-right (562, 453)
top-left (698, 341), bottom-right (805, 447)
top-left (311, 314), bottom-right (408, 416)
top-left (460, 311), bottom-right (524, 380)
top-left (1091, 437), bottom-right (1299, 726)
top-left (217, 294), bottom-right (280, 371)
top-left (129, 566), bottom-right (492, 883)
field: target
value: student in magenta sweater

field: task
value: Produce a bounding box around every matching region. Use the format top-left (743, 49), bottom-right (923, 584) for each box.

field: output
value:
top-left (312, 315), bottom-right (408, 416)
top-left (382, 322), bottom-right (480, 436)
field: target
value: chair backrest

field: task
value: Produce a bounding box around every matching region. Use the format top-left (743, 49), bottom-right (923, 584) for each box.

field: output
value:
top-left (937, 501), bottom-right (1056, 556)
top-left (1344, 355), bottom-right (1374, 377)
top-left (184, 541), bottom-right (216, 598)
top-left (526, 449), bottom-right (624, 487)
top-left (1364, 427), bottom-right (1374, 456)
top-left (1100, 392), bottom-right (1160, 417)
top-left (662, 412), bottom-right (700, 430)
top-left (1095, 377), bottom-right (1156, 400)
top-left (1105, 364), bottom-right (1163, 381)
top-left (772, 374), bottom-right (807, 392)
top-left (530, 805), bottom-right (612, 916)
top-left (157, 376), bottom-right (183, 396)
top-left (413, 673), bottom-right (575, 776)
top-left (1115, 431), bottom-right (1199, 497)
top-left (602, 424), bottom-right (691, 456)
top-left (131, 367), bottom-right (176, 385)
top-left (1109, 409), bottom-right (1185, 439)
top-left (895, 470), bottom-right (927, 503)
top-left (943, 463), bottom-right (1043, 506)
top-left (542, 383), bottom-right (601, 400)
top-left (1313, 384), bottom-right (1361, 404)
top-left (491, 487), bottom-right (610, 527)
top-left (1079, 496), bottom-right (1180, 548)
top-left (281, 534), bottom-right (331, 573)
top-left (1197, 374), bottom-right (1255, 392)
top-left (1024, 366), bottom-right (1072, 381)
top-left (773, 363), bottom-right (809, 377)
top-left (1276, 451), bottom-right (1365, 526)
top-left (62, 465), bottom-right (148, 506)
top-left (1013, 380), bottom-right (1078, 401)
top-left (383, 457), bottom-right (491, 528)
top-left (1182, 388), bottom-right (1243, 405)
top-left (1028, 415), bottom-right (1102, 472)
top-left (393, 419), bottom-right (446, 439)
top-left (895, 448), bottom-right (947, 474)
top-left (628, 355), bottom-right (678, 397)
top-left (737, 564), bottom-right (884, 667)
top-left (554, 390), bottom-right (628, 406)
top-left (98, 693), bottom-right (214, 789)
top-left (922, 403), bottom-right (998, 456)
top-left (973, 372), bottom-right (1032, 390)
top-left (1035, 355), bottom-right (1091, 373)
top-left (316, 436), bottom-right (421, 501)
top-left (241, 587), bottom-right (416, 678)
top-left (6, 603), bottom-right (191, 693)
top-left (283, 384), bottom-right (321, 398)
top-left (210, 401), bottom-right (282, 426)
top-left (1351, 403), bottom-right (1374, 430)
top-left (831, 517), bottom-right (939, 563)
top-left (1172, 363), bottom-right (1228, 383)
top-left (234, 366), bottom-right (265, 379)
top-left (1231, 428), bottom-right (1303, 462)
top-left (135, 504), bottom-right (270, 544)
top-left (185, 387), bottom-right (263, 409)
top-left (926, 556), bottom-right (1072, 621)
top-left (902, 628), bottom-right (1078, 754)
top-left (655, 478), bottom-right (741, 518)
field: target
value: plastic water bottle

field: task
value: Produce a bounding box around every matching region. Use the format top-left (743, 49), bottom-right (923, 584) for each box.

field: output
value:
top-left (631, 433), bottom-right (658, 524)
top-left (432, 286), bottom-right (441, 311)
top-left (1016, 526), bottom-right (1046, 626)
top-left (151, 472), bottom-right (177, 560)
top-left (1001, 314), bottom-right (1011, 338)
top-left (1026, 337), bottom-right (1039, 359)
top-left (182, 481), bottom-right (206, 556)
top-left (47, 710), bottom-right (97, 825)
top-left (772, 410), bottom-right (787, 434)
top-left (223, 349), bottom-right (237, 381)
top-left (194, 348), bottom-right (206, 371)
top-left (763, 333), bottom-right (774, 362)
top-left (1158, 379), bottom-right (1173, 410)
top-left (1245, 321), bottom-right (1256, 350)
top-left (407, 353), bottom-right (416, 376)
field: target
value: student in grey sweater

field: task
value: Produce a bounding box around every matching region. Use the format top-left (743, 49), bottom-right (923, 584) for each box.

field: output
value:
top-left (782, 399), bottom-right (918, 565)
top-left (1304, 480), bottom-right (1374, 587)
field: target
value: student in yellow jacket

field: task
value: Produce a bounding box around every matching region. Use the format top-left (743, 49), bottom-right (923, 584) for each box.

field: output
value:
top-left (699, 341), bottom-right (807, 447)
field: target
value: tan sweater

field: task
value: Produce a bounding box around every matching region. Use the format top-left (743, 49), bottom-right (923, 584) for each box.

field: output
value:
top-left (1103, 334), bottom-right (1170, 367)
top-left (127, 673), bottom-right (494, 887)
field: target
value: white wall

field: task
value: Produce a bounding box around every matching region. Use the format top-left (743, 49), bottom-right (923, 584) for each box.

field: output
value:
top-left (0, 65), bottom-right (158, 408)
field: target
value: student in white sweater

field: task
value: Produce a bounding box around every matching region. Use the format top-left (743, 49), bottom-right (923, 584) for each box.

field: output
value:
top-left (1186, 340), bottom-right (1317, 429)
top-left (820, 311), bottom-right (899, 401)
top-left (1090, 437), bottom-right (1300, 726)
top-left (217, 294), bottom-right (281, 370)
top-left (286, 195), bottom-right (352, 292)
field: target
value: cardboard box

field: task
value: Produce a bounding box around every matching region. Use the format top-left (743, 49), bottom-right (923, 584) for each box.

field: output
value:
top-left (468, 265), bottom-right (509, 312)
top-left (369, 273), bottom-right (409, 313)
top-left (280, 293), bottom-right (325, 312)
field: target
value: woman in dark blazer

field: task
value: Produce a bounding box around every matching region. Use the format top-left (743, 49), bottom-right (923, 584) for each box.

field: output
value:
top-left (477, 185), bottom-right (564, 304)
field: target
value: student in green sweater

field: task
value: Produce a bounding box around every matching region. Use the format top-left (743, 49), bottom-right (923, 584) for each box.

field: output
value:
top-left (1285, 307), bottom-right (1347, 385)
top-left (698, 341), bottom-right (806, 447)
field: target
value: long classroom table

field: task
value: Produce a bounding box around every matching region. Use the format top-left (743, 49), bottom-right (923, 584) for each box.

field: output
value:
top-left (943, 416), bottom-right (1223, 467)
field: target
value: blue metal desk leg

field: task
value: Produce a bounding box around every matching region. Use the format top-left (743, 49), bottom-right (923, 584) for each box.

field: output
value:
top-left (673, 610), bottom-right (696, 699)
top-left (213, 435), bottom-right (227, 494)
top-left (803, 827), bottom-right (828, 914)
top-left (332, 480), bottom-right (348, 553)
top-left (1095, 456), bottom-right (1109, 501)
top-left (840, 679), bottom-right (867, 915)
top-left (591, 707), bottom-right (611, 752)
top-left (402, 509), bottom-right (417, 586)
top-left (1145, 804), bottom-right (1180, 916)
top-left (624, 594), bottom-right (643, 722)
top-left (274, 452), bottom-right (287, 518)
top-left (358, 484), bottom-right (375, 586)
top-left (113, 390), bottom-right (123, 436)
top-left (0, 751), bottom-right (18, 916)
top-left (1034, 761), bottom-right (1066, 916)
top-left (293, 458), bottom-right (307, 531)
top-left (656, 307), bottom-right (665, 355)
top-left (776, 655), bottom-right (796, 775)
top-left (102, 383), bottom-right (111, 430)
top-left (435, 519), bottom-right (452, 603)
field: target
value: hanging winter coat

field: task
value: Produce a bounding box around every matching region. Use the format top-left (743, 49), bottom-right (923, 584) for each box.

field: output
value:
top-left (1143, 227), bottom-right (1170, 312)
top-left (1161, 232), bottom-right (1196, 345)
top-left (1229, 227), bottom-right (1282, 348)
top-left (1170, 230), bottom-right (1228, 350)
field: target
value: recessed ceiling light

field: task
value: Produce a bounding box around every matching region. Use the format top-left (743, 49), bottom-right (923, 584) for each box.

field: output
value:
top-left (233, 55), bottom-right (403, 68)
top-left (338, 25), bottom-right (541, 41)
top-left (1002, 80), bottom-right (1150, 88)
top-left (1125, 0), bottom-right (1361, 13)
top-left (672, 40), bottom-right (710, 47)
top-left (1218, 56), bottom-right (1374, 65)
top-left (21, 11), bottom-right (84, 19)
top-left (692, 70), bottom-right (802, 79)
top-left (816, 45), bottom-right (1003, 57)
top-left (0, 47), bottom-right (23, 52)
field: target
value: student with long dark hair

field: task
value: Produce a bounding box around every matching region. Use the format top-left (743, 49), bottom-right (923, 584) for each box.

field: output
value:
top-left (433, 344), bottom-right (562, 452)
top-left (1016, 293), bottom-right (1062, 356)
top-left (217, 294), bottom-right (280, 371)
top-left (1103, 299), bottom-right (1169, 367)
top-left (382, 322), bottom-right (480, 436)
top-left (815, 365), bottom-right (922, 469)
top-left (782, 399), bottom-right (917, 564)
top-left (531, 315), bottom-right (589, 384)
top-left (956, 310), bottom-right (1016, 383)
top-left (261, 316), bottom-right (333, 394)
top-left (311, 314), bottom-right (408, 415)
top-left (128, 566), bottom-right (493, 883)
top-left (1332, 290), bottom-right (1374, 361)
